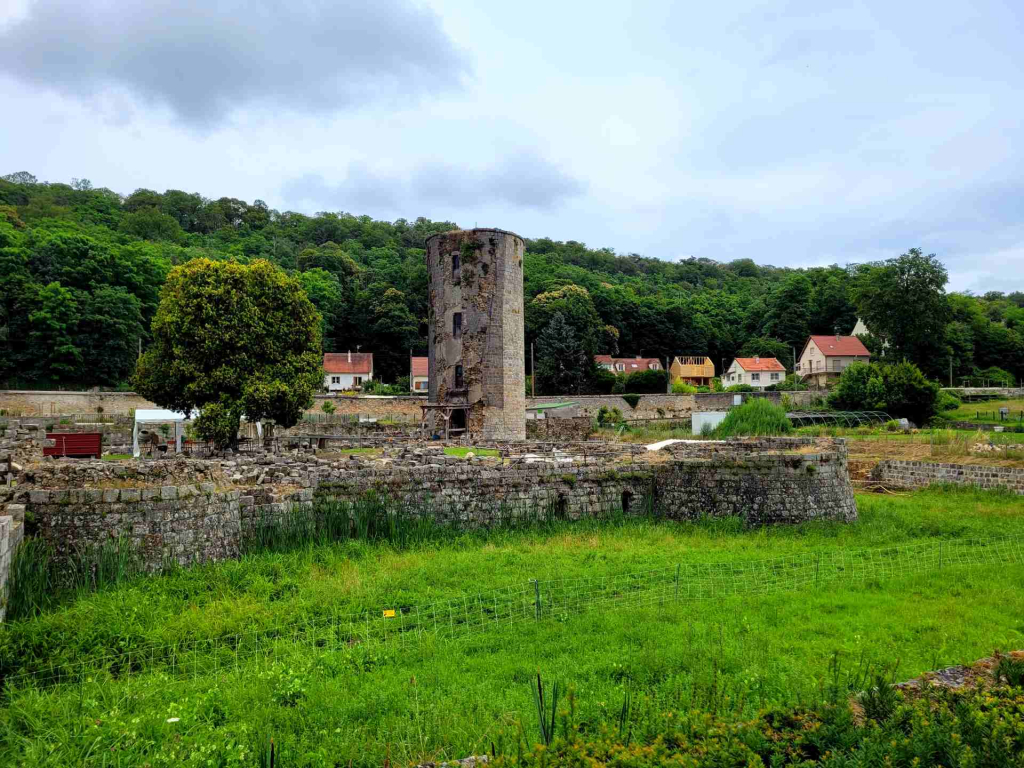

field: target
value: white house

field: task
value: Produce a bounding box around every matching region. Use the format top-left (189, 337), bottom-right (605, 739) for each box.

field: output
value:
top-left (324, 351), bottom-right (373, 391)
top-left (724, 357), bottom-right (786, 390)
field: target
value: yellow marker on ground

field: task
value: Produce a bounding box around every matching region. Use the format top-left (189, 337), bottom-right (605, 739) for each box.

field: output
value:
top-left (382, 609), bottom-right (396, 618)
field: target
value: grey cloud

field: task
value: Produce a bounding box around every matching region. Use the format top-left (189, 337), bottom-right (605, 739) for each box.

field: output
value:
top-left (0, 0), bottom-right (469, 128)
top-left (283, 154), bottom-right (585, 213)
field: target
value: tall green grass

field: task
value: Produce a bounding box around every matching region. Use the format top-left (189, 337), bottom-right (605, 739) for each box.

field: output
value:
top-left (713, 398), bottom-right (793, 437)
top-left (5, 535), bottom-right (144, 622)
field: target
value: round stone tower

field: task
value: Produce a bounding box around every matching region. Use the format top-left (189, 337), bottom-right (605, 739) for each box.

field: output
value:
top-left (425, 228), bottom-right (526, 440)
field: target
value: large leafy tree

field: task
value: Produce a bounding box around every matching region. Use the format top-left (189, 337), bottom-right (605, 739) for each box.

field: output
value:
top-left (134, 259), bottom-right (323, 448)
top-left (851, 249), bottom-right (949, 375)
top-left (760, 274), bottom-right (812, 351)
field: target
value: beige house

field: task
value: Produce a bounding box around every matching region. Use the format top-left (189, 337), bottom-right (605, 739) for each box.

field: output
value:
top-left (410, 356), bottom-right (428, 393)
top-left (724, 357), bottom-right (786, 390)
top-left (797, 335), bottom-right (871, 389)
top-left (669, 356), bottom-right (715, 387)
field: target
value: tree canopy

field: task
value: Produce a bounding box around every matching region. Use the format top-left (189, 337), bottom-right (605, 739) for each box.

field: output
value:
top-left (1, 174), bottom-right (1021, 391)
top-left (133, 259), bottom-right (323, 447)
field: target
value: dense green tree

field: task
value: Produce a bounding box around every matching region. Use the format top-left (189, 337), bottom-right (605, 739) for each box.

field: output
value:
top-left (297, 268), bottom-right (344, 352)
top-left (134, 259), bottom-right (323, 448)
top-left (851, 249), bottom-right (949, 375)
top-left (78, 287), bottom-right (144, 386)
top-left (535, 312), bottom-right (590, 395)
top-left (119, 207), bottom-right (186, 243)
top-left (810, 272), bottom-right (857, 334)
top-left (369, 287), bottom-right (419, 383)
top-left (828, 361), bottom-right (940, 425)
top-left (738, 336), bottom-right (794, 371)
top-left (28, 282), bottom-right (82, 381)
top-left (760, 274), bottom-right (812, 351)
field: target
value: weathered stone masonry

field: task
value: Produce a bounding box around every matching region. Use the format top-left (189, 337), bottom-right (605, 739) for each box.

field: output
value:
top-left (12, 439), bottom-right (857, 573)
top-left (871, 460), bottom-right (1024, 495)
top-left (426, 229), bottom-right (526, 440)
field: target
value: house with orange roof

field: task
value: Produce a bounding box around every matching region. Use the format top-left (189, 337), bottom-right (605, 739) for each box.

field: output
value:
top-left (594, 355), bottom-right (663, 374)
top-left (724, 356), bottom-right (786, 390)
top-left (323, 351), bottom-right (373, 391)
top-left (796, 335), bottom-right (871, 389)
top-left (410, 356), bottom-right (428, 393)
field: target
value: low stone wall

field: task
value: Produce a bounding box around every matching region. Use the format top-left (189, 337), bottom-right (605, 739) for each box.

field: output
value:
top-left (691, 391), bottom-right (822, 412)
top-left (526, 395), bottom-right (695, 420)
top-left (525, 417), bottom-right (593, 441)
top-left (870, 460), bottom-right (1024, 495)
top-left (0, 390), bottom-right (157, 416)
top-left (8, 438), bottom-right (857, 580)
top-left (309, 395), bottom-right (424, 420)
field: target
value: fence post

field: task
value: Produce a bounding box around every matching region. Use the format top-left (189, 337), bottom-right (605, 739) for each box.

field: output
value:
top-left (533, 579), bottom-right (541, 620)
top-left (674, 563), bottom-right (680, 602)
top-left (815, 553), bottom-right (821, 587)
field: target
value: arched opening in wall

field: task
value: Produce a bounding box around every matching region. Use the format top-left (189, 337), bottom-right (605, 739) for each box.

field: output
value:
top-left (621, 490), bottom-right (633, 515)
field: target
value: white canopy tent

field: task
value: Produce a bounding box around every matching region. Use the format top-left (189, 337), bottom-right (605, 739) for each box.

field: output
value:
top-left (132, 409), bottom-right (189, 458)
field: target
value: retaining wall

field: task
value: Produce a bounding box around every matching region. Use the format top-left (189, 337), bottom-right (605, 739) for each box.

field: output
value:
top-left (525, 417), bottom-right (593, 441)
top-left (870, 460), bottom-right (1024, 495)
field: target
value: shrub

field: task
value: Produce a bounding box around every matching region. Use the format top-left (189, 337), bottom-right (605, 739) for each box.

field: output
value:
top-left (766, 374), bottom-right (807, 392)
top-left (596, 406), bottom-right (624, 426)
top-left (725, 383), bottom-right (755, 392)
top-left (829, 361), bottom-right (940, 426)
top-left (671, 379), bottom-right (697, 394)
top-left (714, 398), bottom-right (792, 437)
top-left (321, 400), bottom-right (336, 415)
top-left (611, 376), bottom-right (626, 394)
top-left (696, 385), bottom-right (711, 393)
top-left (624, 369), bottom-right (668, 394)
top-left (936, 390), bottom-right (962, 412)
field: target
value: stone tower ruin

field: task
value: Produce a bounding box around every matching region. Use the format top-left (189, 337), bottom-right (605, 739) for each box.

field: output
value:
top-left (424, 228), bottom-right (526, 440)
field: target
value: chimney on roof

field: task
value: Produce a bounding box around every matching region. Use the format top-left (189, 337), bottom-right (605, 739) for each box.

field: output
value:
top-left (348, 350), bottom-right (352, 363)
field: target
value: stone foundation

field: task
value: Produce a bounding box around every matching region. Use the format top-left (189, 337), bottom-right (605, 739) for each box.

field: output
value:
top-left (870, 460), bottom-right (1024, 495)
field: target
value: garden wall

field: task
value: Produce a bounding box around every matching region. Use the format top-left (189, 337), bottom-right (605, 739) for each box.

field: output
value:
top-left (870, 460), bottom-right (1024, 495)
top-left (0, 390), bottom-right (157, 416)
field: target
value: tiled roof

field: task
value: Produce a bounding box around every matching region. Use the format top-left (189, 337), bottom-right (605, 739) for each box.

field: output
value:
top-left (411, 357), bottom-right (428, 376)
top-left (808, 335), bottom-right (870, 357)
top-left (733, 357), bottom-right (786, 372)
top-left (323, 352), bottom-right (373, 374)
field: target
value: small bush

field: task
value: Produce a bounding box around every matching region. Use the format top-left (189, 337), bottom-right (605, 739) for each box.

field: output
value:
top-left (936, 390), bottom-right (962, 412)
top-left (671, 379), bottom-right (697, 394)
top-left (321, 400), bottom-right (336, 415)
top-left (624, 369), bottom-right (668, 394)
top-left (714, 398), bottom-right (792, 437)
top-left (725, 384), bottom-right (755, 392)
top-left (596, 406), bottom-right (624, 426)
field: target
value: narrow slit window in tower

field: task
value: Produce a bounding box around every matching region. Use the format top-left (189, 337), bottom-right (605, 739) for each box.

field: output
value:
top-left (453, 312), bottom-right (462, 339)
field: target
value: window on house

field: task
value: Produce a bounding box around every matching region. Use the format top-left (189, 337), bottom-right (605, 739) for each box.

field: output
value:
top-left (751, 373), bottom-right (760, 382)
top-left (331, 376), bottom-right (340, 384)
top-left (454, 363), bottom-right (464, 389)
top-left (353, 376), bottom-right (362, 386)
top-left (616, 363), bottom-right (624, 372)
top-left (453, 312), bottom-right (462, 339)
top-left (770, 373), bottom-right (780, 381)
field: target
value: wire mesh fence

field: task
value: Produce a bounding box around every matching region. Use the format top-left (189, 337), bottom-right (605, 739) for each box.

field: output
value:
top-left (4, 532), bottom-right (1023, 695)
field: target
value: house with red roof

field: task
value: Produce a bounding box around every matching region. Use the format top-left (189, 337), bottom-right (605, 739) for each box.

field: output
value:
top-left (594, 355), bottom-right (662, 374)
top-left (323, 351), bottom-right (373, 391)
top-left (797, 335), bottom-right (871, 389)
top-left (724, 357), bottom-right (786, 390)
top-left (410, 356), bottom-right (428, 393)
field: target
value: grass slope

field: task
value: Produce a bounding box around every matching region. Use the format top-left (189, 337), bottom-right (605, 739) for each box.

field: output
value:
top-left (1, 487), bottom-right (1023, 766)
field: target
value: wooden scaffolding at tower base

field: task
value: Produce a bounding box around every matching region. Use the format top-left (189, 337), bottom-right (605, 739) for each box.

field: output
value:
top-left (419, 403), bottom-right (471, 439)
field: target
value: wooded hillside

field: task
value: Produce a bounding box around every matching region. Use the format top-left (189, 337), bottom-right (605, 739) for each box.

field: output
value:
top-left (2, 172), bottom-right (1022, 389)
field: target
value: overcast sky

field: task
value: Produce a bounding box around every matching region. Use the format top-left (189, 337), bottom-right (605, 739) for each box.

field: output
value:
top-left (1, 0), bottom-right (1022, 293)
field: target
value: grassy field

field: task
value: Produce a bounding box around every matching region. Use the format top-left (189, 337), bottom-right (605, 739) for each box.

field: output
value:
top-left (1, 488), bottom-right (1023, 765)
top-left (946, 397), bottom-right (1024, 424)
